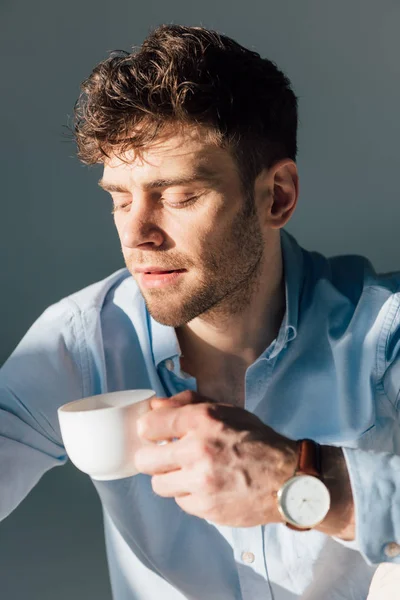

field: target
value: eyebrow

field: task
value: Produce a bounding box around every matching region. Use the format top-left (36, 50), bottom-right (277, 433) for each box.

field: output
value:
top-left (98, 165), bottom-right (221, 193)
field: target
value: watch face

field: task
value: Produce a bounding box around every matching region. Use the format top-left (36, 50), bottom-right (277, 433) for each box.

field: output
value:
top-left (278, 475), bottom-right (331, 528)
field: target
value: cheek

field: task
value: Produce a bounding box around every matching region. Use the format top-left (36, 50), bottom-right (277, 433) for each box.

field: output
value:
top-left (113, 215), bottom-right (125, 239)
top-left (168, 212), bottom-right (215, 251)
top-left (198, 207), bottom-right (239, 247)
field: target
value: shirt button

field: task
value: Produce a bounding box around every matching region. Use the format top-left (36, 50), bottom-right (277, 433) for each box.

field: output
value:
top-left (384, 542), bottom-right (400, 558)
top-left (241, 551), bottom-right (255, 564)
top-left (165, 359), bottom-right (175, 371)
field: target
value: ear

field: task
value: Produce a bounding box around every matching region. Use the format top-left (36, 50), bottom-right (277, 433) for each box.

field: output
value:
top-left (255, 159), bottom-right (299, 229)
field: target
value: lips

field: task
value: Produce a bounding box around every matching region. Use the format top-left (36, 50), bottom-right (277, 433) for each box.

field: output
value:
top-left (145, 270), bottom-right (176, 274)
top-left (135, 267), bottom-right (186, 274)
top-left (138, 269), bottom-right (186, 289)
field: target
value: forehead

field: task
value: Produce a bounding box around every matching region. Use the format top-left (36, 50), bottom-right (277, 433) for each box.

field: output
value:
top-left (102, 127), bottom-right (237, 183)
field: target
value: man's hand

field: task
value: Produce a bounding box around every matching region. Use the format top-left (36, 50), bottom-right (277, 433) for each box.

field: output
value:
top-left (134, 391), bottom-right (355, 537)
top-left (134, 390), bottom-right (298, 527)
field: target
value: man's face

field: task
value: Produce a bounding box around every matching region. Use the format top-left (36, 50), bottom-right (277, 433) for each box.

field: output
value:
top-left (101, 127), bottom-right (265, 327)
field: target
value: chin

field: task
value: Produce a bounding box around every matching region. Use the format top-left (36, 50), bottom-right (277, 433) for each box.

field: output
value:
top-left (145, 307), bottom-right (190, 328)
top-left (143, 291), bottom-right (209, 327)
top-left (138, 274), bottom-right (218, 327)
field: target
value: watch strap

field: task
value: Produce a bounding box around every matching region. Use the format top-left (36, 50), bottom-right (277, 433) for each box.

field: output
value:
top-left (296, 439), bottom-right (321, 477)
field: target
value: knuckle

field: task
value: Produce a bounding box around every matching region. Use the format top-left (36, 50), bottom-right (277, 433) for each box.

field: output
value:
top-left (198, 403), bottom-right (212, 420)
top-left (193, 438), bottom-right (214, 460)
top-left (179, 403), bottom-right (198, 427)
top-left (198, 471), bottom-right (214, 490)
top-left (196, 403), bottom-right (218, 427)
top-left (198, 460), bottom-right (217, 491)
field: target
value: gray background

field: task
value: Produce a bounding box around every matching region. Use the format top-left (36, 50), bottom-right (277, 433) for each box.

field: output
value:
top-left (1, 0), bottom-right (399, 598)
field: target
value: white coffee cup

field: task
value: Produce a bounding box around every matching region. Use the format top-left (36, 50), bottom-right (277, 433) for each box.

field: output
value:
top-left (57, 389), bottom-right (156, 480)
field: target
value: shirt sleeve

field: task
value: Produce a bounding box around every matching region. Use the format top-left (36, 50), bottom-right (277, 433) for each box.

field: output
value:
top-left (335, 350), bottom-right (400, 565)
top-left (0, 298), bottom-right (88, 521)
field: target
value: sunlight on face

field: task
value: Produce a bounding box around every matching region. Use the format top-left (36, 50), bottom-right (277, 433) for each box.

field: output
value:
top-left (101, 127), bottom-right (265, 326)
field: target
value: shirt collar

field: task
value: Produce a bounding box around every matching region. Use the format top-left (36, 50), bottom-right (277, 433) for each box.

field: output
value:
top-left (267, 228), bottom-right (304, 359)
top-left (149, 316), bottom-right (182, 368)
top-left (149, 228), bottom-right (304, 367)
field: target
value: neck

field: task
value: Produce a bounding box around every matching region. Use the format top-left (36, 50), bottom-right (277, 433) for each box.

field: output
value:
top-left (176, 238), bottom-right (285, 379)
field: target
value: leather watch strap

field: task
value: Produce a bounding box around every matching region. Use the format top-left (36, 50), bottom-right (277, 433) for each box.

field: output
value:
top-left (296, 439), bottom-right (321, 477)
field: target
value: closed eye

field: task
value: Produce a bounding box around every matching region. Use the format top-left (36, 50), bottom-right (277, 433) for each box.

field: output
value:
top-left (111, 195), bottom-right (201, 214)
top-left (111, 195), bottom-right (132, 214)
top-left (111, 203), bottom-right (130, 214)
top-left (163, 195), bottom-right (199, 208)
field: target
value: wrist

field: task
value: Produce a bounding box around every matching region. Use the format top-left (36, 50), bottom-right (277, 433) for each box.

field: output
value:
top-left (315, 445), bottom-right (355, 540)
top-left (274, 441), bottom-right (355, 538)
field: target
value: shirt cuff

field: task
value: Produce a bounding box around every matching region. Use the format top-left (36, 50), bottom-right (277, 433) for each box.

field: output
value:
top-left (336, 447), bottom-right (400, 564)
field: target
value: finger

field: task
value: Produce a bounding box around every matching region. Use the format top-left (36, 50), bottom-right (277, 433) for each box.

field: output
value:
top-left (134, 440), bottom-right (181, 474)
top-left (175, 493), bottom-right (211, 518)
top-left (135, 434), bottom-right (208, 474)
top-left (150, 390), bottom-right (204, 410)
top-left (150, 397), bottom-right (184, 410)
top-left (151, 469), bottom-right (191, 498)
top-left (137, 403), bottom-right (212, 442)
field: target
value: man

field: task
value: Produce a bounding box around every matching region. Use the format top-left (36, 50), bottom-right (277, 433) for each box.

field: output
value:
top-left (1, 23), bottom-right (399, 599)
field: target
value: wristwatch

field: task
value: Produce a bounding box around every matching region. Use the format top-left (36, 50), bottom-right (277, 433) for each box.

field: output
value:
top-left (277, 439), bottom-right (331, 531)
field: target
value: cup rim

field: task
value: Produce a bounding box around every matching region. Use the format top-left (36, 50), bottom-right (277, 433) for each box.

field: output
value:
top-left (57, 389), bottom-right (155, 415)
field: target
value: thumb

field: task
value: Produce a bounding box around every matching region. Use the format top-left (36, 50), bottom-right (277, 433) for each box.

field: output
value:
top-left (150, 390), bottom-right (202, 410)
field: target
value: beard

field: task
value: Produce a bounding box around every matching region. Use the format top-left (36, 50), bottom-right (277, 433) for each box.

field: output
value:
top-left (126, 199), bottom-right (265, 327)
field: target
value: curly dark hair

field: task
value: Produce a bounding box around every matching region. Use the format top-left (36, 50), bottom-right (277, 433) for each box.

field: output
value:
top-left (74, 24), bottom-right (298, 192)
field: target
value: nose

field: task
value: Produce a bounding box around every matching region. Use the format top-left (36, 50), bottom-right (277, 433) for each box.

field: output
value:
top-left (119, 195), bottom-right (164, 249)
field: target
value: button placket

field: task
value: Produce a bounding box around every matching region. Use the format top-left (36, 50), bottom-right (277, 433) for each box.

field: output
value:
top-left (232, 526), bottom-right (272, 599)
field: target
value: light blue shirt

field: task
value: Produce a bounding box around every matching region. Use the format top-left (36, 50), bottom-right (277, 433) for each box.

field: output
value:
top-left (1, 230), bottom-right (400, 599)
